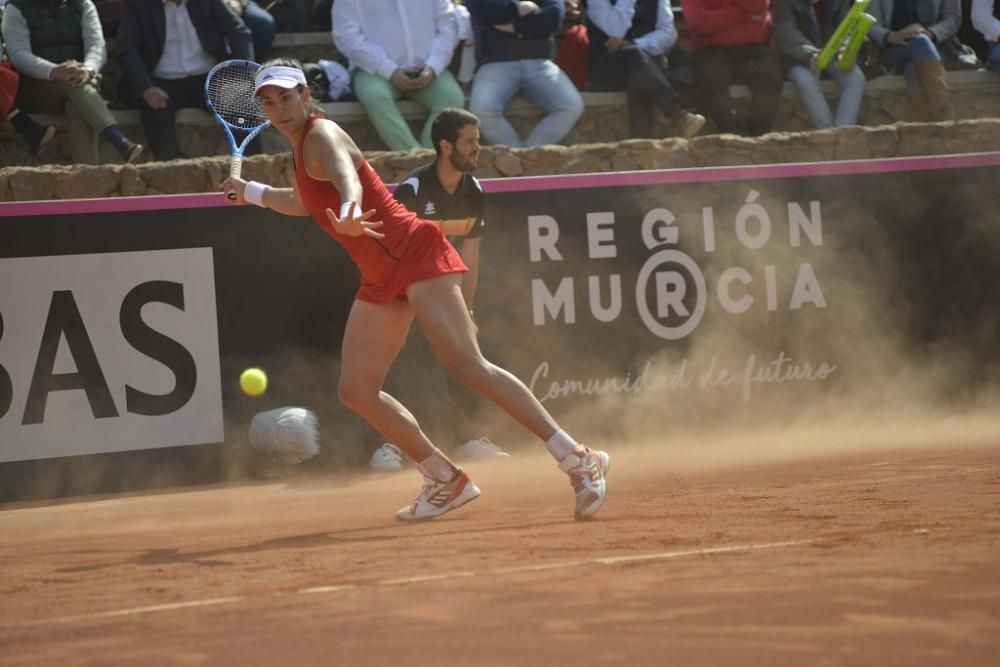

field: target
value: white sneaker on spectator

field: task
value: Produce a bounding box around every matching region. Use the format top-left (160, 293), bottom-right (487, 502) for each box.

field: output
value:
top-left (370, 443), bottom-right (403, 472)
top-left (455, 437), bottom-right (510, 460)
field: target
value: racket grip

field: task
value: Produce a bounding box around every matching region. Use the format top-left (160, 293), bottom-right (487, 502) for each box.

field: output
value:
top-left (227, 155), bottom-right (243, 201)
top-left (230, 155), bottom-right (243, 179)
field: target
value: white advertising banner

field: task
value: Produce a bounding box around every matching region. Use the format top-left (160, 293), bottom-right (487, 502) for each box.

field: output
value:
top-left (0, 248), bottom-right (224, 462)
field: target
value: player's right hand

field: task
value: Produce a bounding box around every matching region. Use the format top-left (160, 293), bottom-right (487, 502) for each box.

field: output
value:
top-left (325, 204), bottom-right (385, 239)
top-left (221, 176), bottom-right (247, 204)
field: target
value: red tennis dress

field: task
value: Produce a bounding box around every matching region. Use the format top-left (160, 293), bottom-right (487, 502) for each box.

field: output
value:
top-left (293, 116), bottom-right (467, 303)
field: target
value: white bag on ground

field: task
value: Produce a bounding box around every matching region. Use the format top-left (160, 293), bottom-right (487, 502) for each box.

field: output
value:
top-left (248, 407), bottom-right (320, 463)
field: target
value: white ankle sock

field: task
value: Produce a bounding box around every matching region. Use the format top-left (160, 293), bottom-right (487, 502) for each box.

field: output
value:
top-left (545, 430), bottom-right (584, 462)
top-left (416, 451), bottom-right (457, 482)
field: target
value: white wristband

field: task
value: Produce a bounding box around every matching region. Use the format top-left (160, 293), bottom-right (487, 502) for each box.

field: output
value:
top-left (340, 201), bottom-right (356, 219)
top-left (244, 181), bottom-right (269, 207)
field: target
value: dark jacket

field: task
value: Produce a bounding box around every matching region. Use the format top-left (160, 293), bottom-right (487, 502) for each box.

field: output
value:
top-left (586, 0), bottom-right (660, 59)
top-left (772, 0), bottom-right (823, 70)
top-left (116, 0), bottom-right (252, 99)
top-left (867, 0), bottom-right (961, 47)
top-left (8, 0), bottom-right (85, 64)
top-left (467, 0), bottom-right (564, 64)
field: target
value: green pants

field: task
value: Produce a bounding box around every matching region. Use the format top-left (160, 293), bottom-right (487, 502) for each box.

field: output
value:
top-left (17, 77), bottom-right (117, 164)
top-left (351, 69), bottom-right (465, 151)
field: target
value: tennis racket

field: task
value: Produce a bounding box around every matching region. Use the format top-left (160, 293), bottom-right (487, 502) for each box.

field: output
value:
top-left (204, 59), bottom-right (271, 200)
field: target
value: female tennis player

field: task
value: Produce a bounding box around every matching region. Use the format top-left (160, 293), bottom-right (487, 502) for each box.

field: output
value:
top-left (221, 58), bottom-right (608, 521)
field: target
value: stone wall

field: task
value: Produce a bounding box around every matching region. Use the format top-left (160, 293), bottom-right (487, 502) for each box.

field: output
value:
top-left (2, 118), bottom-right (999, 202)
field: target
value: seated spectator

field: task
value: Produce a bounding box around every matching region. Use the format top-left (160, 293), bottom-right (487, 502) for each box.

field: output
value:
top-left (773, 0), bottom-right (866, 128)
top-left (452, 0), bottom-right (477, 91)
top-left (116, 0), bottom-right (252, 161)
top-left (867, 0), bottom-right (960, 120)
top-left (225, 0), bottom-right (276, 61)
top-left (587, 0), bottom-right (706, 138)
top-left (333, 0), bottom-right (465, 151)
top-left (1, 0), bottom-right (143, 164)
top-left (971, 0), bottom-right (1000, 71)
top-left (467, 0), bottom-right (584, 147)
top-left (555, 0), bottom-right (589, 90)
top-left (680, 0), bottom-right (784, 136)
top-left (1, 58), bottom-right (56, 155)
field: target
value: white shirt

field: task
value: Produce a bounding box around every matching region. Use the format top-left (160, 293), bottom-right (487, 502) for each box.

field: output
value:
top-left (586, 0), bottom-right (678, 56)
top-left (153, 0), bottom-right (217, 79)
top-left (332, 0), bottom-right (458, 79)
top-left (971, 0), bottom-right (1000, 42)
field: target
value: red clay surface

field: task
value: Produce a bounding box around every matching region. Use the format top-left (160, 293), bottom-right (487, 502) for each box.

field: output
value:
top-left (2, 419), bottom-right (999, 667)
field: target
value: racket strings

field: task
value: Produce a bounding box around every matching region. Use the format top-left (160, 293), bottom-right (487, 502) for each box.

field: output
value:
top-left (206, 63), bottom-right (269, 130)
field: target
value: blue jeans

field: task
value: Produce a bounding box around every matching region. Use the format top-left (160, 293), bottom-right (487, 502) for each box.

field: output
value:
top-left (469, 59), bottom-right (584, 147)
top-left (880, 33), bottom-right (941, 92)
top-left (987, 42), bottom-right (1000, 72)
top-left (243, 1), bottom-right (277, 61)
top-left (787, 63), bottom-right (865, 129)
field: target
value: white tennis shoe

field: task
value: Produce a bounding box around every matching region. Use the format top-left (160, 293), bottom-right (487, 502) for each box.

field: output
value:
top-left (559, 448), bottom-right (611, 520)
top-left (455, 437), bottom-right (510, 460)
top-left (395, 469), bottom-right (481, 521)
top-left (370, 443), bottom-right (403, 472)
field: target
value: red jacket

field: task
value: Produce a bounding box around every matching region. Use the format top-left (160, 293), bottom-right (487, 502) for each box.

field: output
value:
top-left (680, 0), bottom-right (774, 51)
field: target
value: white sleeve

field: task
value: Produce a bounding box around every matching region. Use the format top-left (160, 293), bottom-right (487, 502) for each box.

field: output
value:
top-left (81, 0), bottom-right (107, 74)
top-left (425, 0), bottom-right (459, 76)
top-left (586, 0), bottom-right (637, 39)
top-left (1, 4), bottom-right (55, 80)
top-left (971, 0), bottom-right (1000, 41)
top-left (453, 2), bottom-right (475, 43)
top-left (332, 0), bottom-right (399, 79)
top-left (633, 0), bottom-right (678, 56)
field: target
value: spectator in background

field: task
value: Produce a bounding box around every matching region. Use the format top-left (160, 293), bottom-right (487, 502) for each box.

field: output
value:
top-left (467, 0), bottom-right (583, 147)
top-left (680, 0), bottom-right (784, 136)
top-left (587, 0), bottom-right (706, 138)
top-left (370, 108), bottom-right (512, 471)
top-left (971, 0), bottom-right (1000, 71)
top-left (1, 0), bottom-right (143, 163)
top-left (225, 0), bottom-right (276, 61)
top-left (867, 0), bottom-right (960, 120)
top-left (773, 0), bottom-right (866, 128)
top-left (0, 2), bottom-right (56, 157)
top-left (333, 0), bottom-right (464, 151)
top-left (116, 0), bottom-right (253, 160)
top-left (555, 0), bottom-right (589, 90)
top-left (452, 0), bottom-right (477, 91)
top-left (1, 61), bottom-right (56, 156)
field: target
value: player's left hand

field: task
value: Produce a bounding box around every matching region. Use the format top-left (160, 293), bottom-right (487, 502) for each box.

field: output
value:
top-left (221, 176), bottom-right (248, 204)
top-left (325, 204), bottom-right (385, 238)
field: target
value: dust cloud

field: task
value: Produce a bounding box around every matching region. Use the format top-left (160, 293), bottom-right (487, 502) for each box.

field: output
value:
top-left (462, 175), bottom-right (1000, 473)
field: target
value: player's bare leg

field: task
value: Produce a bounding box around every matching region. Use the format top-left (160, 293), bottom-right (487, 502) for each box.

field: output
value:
top-left (407, 274), bottom-right (560, 439)
top-left (407, 274), bottom-right (610, 519)
top-left (338, 297), bottom-right (480, 520)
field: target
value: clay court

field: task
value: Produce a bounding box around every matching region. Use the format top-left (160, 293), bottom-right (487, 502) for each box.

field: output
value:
top-left (1, 415), bottom-right (998, 667)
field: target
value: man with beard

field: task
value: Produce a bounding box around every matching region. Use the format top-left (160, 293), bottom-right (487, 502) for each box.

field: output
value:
top-left (369, 108), bottom-right (510, 472)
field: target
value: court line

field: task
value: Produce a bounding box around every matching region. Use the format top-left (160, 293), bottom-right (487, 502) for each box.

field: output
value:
top-left (9, 538), bottom-right (814, 628)
top-left (32, 597), bottom-right (246, 626)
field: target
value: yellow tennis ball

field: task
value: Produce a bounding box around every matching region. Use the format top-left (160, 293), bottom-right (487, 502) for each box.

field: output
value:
top-left (240, 368), bottom-right (268, 396)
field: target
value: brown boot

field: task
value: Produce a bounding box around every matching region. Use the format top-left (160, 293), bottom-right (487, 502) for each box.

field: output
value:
top-left (915, 60), bottom-right (954, 121)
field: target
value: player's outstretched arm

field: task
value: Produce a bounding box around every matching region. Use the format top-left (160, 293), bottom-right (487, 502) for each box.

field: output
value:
top-left (221, 176), bottom-right (310, 216)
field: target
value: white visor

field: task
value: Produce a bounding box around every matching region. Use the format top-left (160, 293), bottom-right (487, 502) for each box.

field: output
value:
top-left (253, 65), bottom-right (308, 96)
